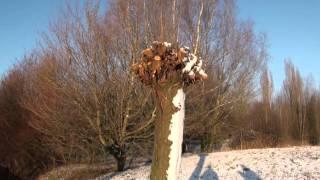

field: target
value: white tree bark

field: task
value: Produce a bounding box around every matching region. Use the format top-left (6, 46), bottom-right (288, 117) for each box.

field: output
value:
top-left (166, 88), bottom-right (185, 179)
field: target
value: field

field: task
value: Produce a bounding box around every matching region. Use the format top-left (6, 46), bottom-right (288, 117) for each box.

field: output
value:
top-left (101, 146), bottom-right (320, 180)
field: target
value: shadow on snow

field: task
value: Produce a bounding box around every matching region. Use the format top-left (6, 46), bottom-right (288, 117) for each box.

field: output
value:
top-left (189, 154), bottom-right (218, 180)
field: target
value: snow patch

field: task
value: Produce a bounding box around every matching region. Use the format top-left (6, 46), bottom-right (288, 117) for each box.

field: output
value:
top-left (188, 71), bottom-right (195, 79)
top-left (166, 88), bottom-right (185, 180)
top-left (182, 54), bottom-right (197, 73)
top-left (102, 146), bottom-right (320, 180)
top-left (180, 48), bottom-right (208, 79)
top-left (164, 42), bottom-right (172, 48)
top-left (199, 69), bottom-right (208, 79)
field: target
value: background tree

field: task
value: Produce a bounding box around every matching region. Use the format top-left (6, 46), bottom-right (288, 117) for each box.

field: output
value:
top-left (0, 58), bottom-right (56, 179)
top-left (260, 67), bottom-right (273, 126)
top-left (185, 0), bottom-right (268, 152)
top-left (282, 60), bottom-right (307, 143)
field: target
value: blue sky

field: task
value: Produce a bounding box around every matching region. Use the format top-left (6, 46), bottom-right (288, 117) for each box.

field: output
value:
top-left (0, 0), bottom-right (320, 91)
top-left (238, 0), bottom-right (320, 91)
top-left (0, 0), bottom-right (64, 75)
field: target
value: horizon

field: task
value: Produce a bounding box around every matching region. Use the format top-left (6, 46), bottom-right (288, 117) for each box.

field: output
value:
top-left (1, 0), bottom-right (320, 92)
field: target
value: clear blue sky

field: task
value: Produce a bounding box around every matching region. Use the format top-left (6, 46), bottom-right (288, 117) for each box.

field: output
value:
top-left (0, 0), bottom-right (64, 75)
top-left (238, 0), bottom-right (320, 91)
top-left (1, 0), bottom-right (320, 91)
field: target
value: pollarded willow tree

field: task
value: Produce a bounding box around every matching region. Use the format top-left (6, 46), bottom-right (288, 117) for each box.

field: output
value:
top-left (132, 41), bottom-right (207, 179)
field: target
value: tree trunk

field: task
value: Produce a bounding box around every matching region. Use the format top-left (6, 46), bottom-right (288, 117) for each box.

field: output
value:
top-left (116, 155), bottom-right (126, 171)
top-left (150, 82), bottom-right (185, 180)
top-left (108, 144), bottom-right (127, 171)
top-left (200, 135), bottom-right (213, 153)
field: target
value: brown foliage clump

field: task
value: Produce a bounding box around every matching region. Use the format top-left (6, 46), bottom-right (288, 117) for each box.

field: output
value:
top-left (132, 41), bottom-right (207, 86)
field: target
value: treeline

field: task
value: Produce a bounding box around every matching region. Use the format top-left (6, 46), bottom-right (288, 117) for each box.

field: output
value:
top-left (0, 0), bottom-right (318, 179)
top-left (231, 61), bottom-right (320, 150)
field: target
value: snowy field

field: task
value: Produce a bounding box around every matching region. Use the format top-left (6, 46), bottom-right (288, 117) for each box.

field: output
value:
top-left (101, 146), bottom-right (320, 180)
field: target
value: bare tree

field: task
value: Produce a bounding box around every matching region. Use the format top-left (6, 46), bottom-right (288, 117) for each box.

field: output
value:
top-left (132, 40), bottom-right (207, 179)
top-left (184, 0), bottom-right (268, 152)
top-left (0, 57), bottom-right (57, 179)
top-left (22, 2), bottom-right (156, 171)
top-left (306, 93), bottom-right (320, 145)
top-left (282, 60), bottom-right (307, 143)
top-left (260, 67), bottom-right (273, 128)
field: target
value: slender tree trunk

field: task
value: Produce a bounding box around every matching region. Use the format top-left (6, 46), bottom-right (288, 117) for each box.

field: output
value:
top-left (194, 0), bottom-right (204, 55)
top-left (150, 82), bottom-right (185, 180)
top-left (201, 136), bottom-right (212, 153)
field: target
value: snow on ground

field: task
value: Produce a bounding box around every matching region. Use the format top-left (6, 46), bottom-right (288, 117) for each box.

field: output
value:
top-left (100, 146), bottom-right (320, 180)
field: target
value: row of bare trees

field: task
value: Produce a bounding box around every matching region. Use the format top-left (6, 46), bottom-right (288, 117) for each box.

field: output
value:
top-left (234, 61), bottom-right (320, 149)
top-left (280, 61), bottom-right (319, 144)
top-left (0, 0), bottom-right (318, 179)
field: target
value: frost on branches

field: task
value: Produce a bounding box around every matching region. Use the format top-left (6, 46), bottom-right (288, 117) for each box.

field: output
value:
top-left (131, 41), bottom-right (207, 180)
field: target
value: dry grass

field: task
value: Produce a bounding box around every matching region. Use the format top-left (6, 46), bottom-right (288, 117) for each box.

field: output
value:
top-left (37, 163), bottom-right (115, 180)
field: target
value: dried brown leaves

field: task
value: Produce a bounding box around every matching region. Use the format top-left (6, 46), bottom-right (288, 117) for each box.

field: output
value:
top-left (132, 41), bottom-right (207, 86)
